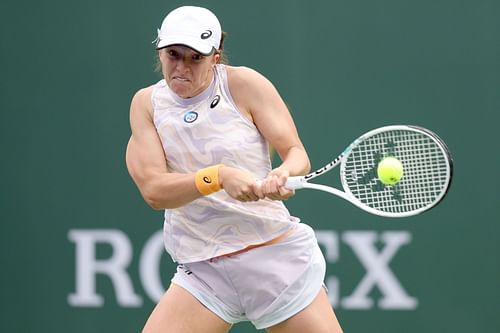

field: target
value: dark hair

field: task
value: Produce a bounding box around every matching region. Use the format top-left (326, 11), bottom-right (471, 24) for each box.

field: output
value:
top-left (154, 31), bottom-right (228, 73)
top-left (216, 31), bottom-right (228, 64)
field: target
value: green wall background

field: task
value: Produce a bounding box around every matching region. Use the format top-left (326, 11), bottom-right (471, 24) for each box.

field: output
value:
top-left (1, 0), bottom-right (499, 332)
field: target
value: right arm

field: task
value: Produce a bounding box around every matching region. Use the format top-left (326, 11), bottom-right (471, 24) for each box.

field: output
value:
top-left (126, 86), bottom-right (264, 207)
top-left (125, 87), bottom-right (202, 209)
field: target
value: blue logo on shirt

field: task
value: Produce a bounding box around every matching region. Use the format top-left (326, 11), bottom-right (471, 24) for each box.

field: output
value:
top-left (184, 111), bottom-right (198, 123)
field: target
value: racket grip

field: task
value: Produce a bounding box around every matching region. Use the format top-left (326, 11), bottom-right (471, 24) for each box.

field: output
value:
top-left (285, 176), bottom-right (306, 190)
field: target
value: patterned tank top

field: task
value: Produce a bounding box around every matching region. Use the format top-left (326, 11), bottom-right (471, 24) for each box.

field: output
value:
top-left (152, 64), bottom-right (299, 263)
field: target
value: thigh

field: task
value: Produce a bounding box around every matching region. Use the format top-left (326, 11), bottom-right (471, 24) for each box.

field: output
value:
top-left (266, 288), bottom-right (343, 333)
top-left (142, 283), bottom-right (232, 333)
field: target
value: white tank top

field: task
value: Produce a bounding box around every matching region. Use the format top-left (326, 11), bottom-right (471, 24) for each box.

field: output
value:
top-left (152, 64), bottom-right (299, 263)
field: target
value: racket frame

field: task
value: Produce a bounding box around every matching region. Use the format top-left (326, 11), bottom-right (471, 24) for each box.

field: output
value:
top-left (285, 125), bottom-right (453, 217)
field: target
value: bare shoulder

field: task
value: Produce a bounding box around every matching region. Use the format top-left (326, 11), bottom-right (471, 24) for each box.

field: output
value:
top-left (225, 66), bottom-right (279, 114)
top-left (130, 85), bottom-right (155, 118)
top-left (225, 65), bottom-right (272, 89)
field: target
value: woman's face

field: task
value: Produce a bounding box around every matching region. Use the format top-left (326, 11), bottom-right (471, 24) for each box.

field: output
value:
top-left (159, 45), bottom-right (220, 98)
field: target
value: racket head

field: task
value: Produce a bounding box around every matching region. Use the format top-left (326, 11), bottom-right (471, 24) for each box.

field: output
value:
top-left (339, 125), bottom-right (453, 217)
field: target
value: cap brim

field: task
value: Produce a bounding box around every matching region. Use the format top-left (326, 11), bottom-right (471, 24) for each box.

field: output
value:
top-left (156, 37), bottom-right (214, 55)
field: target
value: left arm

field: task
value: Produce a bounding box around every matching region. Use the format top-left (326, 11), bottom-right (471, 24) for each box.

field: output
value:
top-left (227, 66), bottom-right (311, 200)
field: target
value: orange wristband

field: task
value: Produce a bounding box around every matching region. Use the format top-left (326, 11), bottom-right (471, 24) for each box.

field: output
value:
top-left (195, 164), bottom-right (224, 195)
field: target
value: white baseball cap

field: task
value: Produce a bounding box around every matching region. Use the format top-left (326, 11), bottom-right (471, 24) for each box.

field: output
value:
top-left (155, 6), bottom-right (222, 55)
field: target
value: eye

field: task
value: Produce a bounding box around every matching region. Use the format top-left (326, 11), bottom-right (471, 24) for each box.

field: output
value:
top-left (167, 49), bottom-right (178, 58)
top-left (192, 54), bottom-right (204, 62)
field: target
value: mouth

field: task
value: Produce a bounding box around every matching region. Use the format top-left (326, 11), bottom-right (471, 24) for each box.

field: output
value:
top-left (173, 76), bottom-right (190, 82)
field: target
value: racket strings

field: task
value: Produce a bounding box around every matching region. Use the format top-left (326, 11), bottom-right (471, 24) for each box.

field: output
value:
top-left (343, 130), bottom-right (450, 213)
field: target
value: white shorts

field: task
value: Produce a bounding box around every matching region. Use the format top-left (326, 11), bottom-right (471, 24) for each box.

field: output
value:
top-left (171, 223), bottom-right (326, 329)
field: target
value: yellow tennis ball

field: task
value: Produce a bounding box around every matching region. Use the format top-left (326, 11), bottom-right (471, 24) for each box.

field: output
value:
top-left (377, 157), bottom-right (404, 185)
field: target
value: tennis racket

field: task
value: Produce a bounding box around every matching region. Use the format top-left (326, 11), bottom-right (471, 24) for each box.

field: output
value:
top-left (285, 125), bottom-right (453, 217)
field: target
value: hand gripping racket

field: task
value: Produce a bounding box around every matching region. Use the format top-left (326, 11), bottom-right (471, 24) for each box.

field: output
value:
top-left (285, 125), bottom-right (453, 217)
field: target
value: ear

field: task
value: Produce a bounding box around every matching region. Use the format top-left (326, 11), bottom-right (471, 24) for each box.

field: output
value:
top-left (213, 52), bottom-right (221, 64)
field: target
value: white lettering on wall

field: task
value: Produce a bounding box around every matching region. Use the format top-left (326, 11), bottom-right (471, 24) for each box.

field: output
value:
top-left (67, 229), bottom-right (142, 307)
top-left (67, 229), bottom-right (417, 310)
top-left (341, 231), bottom-right (418, 309)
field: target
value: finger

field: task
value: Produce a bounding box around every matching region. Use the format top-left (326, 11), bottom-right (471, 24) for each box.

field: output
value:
top-left (265, 195), bottom-right (279, 201)
top-left (275, 174), bottom-right (287, 186)
top-left (268, 175), bottom-right (279, 193)
top-left (279, 186), bottom-right (295, 198)
top-left (247, 192), bottom-right (259, 201)
top-left (238, 194), bottom-right (250, 202)
top-left (266, 190), bottom-right (283, 201)
top-left (270, 169), bottom-right (289, 186)
top-left (260, 179), bottom-right (271, 195)
top-left (241, 190), bottom-right (259, 202)
top-left (253, 182), bottom-right (265, 199)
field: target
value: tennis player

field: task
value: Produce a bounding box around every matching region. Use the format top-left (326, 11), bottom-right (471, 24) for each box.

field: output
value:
top-left (126, 6), bottom-right (343, 333)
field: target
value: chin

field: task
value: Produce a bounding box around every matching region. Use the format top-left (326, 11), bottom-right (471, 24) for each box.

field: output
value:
top-left (169, 83), bottom-right (192, 98)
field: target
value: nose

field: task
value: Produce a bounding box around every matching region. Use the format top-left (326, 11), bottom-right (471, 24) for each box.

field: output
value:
top-left (175, 56), bottom-right (191, 73)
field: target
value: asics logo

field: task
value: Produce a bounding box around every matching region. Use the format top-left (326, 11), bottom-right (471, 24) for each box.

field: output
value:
top-left (210, 95), bottom-right (220, 108)
top-left (201, 30), bottom-right (212, 39)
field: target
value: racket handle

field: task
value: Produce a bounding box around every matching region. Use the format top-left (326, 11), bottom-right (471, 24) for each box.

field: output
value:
top-left (285, 176), bottom-right (306, 190)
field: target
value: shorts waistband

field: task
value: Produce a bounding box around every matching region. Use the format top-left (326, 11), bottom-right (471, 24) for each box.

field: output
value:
top-left (210, 228), bottom-right (296, 261)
